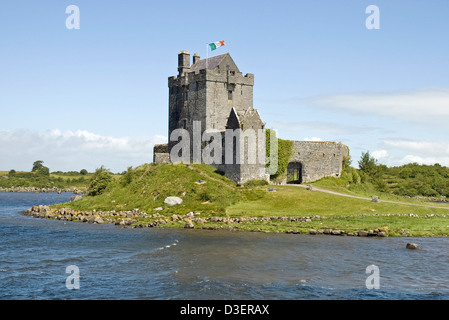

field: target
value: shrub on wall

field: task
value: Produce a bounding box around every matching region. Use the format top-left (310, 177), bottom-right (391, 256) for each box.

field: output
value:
top-left (265, 129), bottom-right (294, 182)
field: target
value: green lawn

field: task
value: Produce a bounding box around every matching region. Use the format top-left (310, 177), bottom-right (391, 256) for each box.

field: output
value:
top-left (226, 185), bottom-right (449, 236)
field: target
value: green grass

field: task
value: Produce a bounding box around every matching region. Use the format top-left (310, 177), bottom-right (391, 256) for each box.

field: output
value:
top-left (50, 163), bottom-right (449, 237)
top-left (62, 163), bottom-right (245, 216)
top-left (226, 185), bottom-right (449, 236)
top-left (311, 176), bottom-right (447, 207)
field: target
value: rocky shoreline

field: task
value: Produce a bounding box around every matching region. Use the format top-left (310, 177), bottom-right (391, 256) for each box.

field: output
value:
top-left (21, 204), bottom-right (405, 237)
top-left (0, 186), bottom-right (85, 194)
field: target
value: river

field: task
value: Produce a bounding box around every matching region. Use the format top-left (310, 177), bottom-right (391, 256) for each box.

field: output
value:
top-left (1, 192), bottom-right (449, 300)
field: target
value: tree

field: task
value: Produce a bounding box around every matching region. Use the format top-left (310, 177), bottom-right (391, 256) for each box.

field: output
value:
top-left (80, 169), bottom-right (88, 175)
top-left (36, 166), bottom-right (50, 176)
top-left (32, 160), bottom-right (50, 176)
top-left (358, 151), bottom-right (378, 176)
top-left (32, 160), bottom-right (44, 172)
top-left (88, 166), bottom-right (113, 196)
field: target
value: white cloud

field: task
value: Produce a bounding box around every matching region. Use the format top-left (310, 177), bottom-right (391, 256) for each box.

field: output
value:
top-left (304, 88), bottom-right (449, 126)
top-left (397, 155), bottom-right (449, 167)
top-left (383, 140), bottom-right (449, 156)
top-left (375, 139), bottom-right (449, 167)
top-left (0, 129), bottom-right (167, 172)
top-left (372, 149), bottom-right (389, 160)
top-left (304, 137), bottom-right (323, 142)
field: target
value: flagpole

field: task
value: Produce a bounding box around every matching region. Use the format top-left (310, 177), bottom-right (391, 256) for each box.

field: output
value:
top-left (206, 43), bottom-right (208, 69)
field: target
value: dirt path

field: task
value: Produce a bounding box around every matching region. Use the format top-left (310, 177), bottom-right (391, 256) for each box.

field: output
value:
top-left (186, 165), bottom-right (236, 190)
top-left (294, 184), bottom-right (449, 210)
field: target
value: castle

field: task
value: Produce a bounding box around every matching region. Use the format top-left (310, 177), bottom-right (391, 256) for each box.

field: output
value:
top-left (153, 50), bottom-right (349, 185)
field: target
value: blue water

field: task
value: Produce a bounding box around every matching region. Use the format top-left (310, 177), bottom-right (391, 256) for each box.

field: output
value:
top-left (1, 192), bottom-right (449, 300)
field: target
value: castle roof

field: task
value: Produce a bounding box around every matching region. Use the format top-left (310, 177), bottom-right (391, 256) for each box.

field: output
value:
top-left (190, 53), bottom-right (229, 73)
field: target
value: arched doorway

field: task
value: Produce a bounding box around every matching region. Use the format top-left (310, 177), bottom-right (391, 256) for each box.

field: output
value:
top-left (287, 161), bottom-right (303, 184)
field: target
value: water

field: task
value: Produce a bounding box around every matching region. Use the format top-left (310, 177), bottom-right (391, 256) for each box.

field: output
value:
top-left (1, 192), bottom-right (449, 300)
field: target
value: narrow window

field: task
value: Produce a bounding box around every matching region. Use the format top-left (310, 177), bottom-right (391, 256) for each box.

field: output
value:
top-left (228, 90), bottom-right (233, 101)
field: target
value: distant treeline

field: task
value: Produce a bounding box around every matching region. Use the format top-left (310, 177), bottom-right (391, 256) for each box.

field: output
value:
top-left (342, 152), bottom-right (449, 198)
top-left (0, 161), bottom-right (91, 189)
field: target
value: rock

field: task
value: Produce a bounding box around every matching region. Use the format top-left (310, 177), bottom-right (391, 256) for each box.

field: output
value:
top-left (267, 187), bottom-right (276, 192)
top-left (331, 230), bottom-right (342, 235)
top-left (153, 207), bottom-right (163, 211)
top-left (358, 230), bottom-right (369, 237)
top-left (93, 217), bottom-right (104, 224)
top-left (184, 221), bottom-right (194, 229)
top-left (406, 243), bottom-right (420, 250)
top-left (309, 229), bottom-right (317, 235)
top-left (70, 195), bottom-right (83, 202)
top-left (164, 196), bottom-right (183, 206)
top-left (372, 196), bottom-right (379, 202)
top-left (306, 185), bottom-right (313, 191)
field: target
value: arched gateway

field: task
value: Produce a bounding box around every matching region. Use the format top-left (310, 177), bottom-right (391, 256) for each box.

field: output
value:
top-left (287, 161), bottom-right (303, 184)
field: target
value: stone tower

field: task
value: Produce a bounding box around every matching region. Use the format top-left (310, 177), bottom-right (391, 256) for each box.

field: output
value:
top-left (162, 50), bottom-right (267, 185)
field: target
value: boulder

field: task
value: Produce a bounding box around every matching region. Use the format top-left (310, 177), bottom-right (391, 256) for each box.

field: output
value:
top-left (184, 221), bottom-right (194, 229)
top-left (70, 195), bottom-right (83, 202)
top-left (94, 217), bottom-right (104, 224)
top-left (164, 196), bottom-right (183, 206)
top-left (406, 243), bottom-right (421, 250)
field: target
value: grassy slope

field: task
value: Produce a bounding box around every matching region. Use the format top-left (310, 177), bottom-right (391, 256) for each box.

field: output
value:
top-left (64, 163), bottom-right (245, 216)
top-left (57, 164), bottom-right (449, 237)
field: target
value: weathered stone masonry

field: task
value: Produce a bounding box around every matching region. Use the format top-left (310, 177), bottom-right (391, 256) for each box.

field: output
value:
top-left (286, 141), bottom-right (349, 184)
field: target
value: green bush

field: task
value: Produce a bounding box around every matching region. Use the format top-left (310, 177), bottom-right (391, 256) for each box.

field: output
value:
top-left (88, 166), bottom-right (113, 196)
top-left (266, 129), bottom-right (294, 182)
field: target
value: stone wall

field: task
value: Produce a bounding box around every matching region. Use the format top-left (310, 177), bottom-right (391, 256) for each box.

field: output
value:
top-left (153, 144), bottom-right (170, 164)
top-left (286, 141), bottom-right (349, 183)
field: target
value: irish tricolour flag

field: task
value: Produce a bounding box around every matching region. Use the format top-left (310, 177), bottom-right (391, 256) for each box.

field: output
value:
top-left (208, 40), bottom-right (225, 51)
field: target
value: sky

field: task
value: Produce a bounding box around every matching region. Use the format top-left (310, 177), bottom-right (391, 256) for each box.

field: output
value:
top-left (1, 0), bottom-right (448, 172)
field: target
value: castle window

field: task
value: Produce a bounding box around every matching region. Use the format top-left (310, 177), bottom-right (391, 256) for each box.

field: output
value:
top-left (182, 119), bottom-right (187, 129)
top-left (230, 70), bottom-right (235, 76)
top-left (228, 90), bottom-right (233, 100)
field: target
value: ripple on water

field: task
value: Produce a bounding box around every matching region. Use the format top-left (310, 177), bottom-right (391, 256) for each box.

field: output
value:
top-left (2, 193), bottom-right (449, 299)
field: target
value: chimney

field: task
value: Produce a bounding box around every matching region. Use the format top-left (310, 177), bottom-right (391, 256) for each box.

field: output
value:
top-left (193, 53), bottom-right (200, 65)
top-left (178, 50), bottom-right (190, 75)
